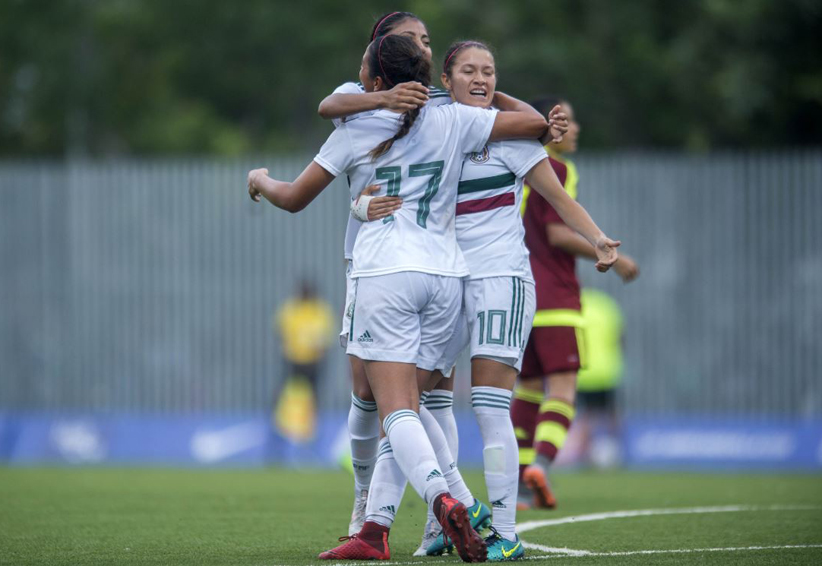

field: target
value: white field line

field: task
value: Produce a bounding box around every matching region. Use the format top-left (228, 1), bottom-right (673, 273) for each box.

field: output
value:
top-left (522, 542), bottom-right (593, 556)
top-left (309, 505), bottom-right (822, 566)
top-left (520, 544), bottom-right (822, 559)
top-left (517, 504), bottom-right (820, 534)
top-left (315, 545), bottom-right (822, 566)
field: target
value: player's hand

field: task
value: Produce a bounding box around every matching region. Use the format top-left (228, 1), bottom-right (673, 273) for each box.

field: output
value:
top-left (594, 236), bottom-right (621, 272)
top-left (360, 185), bottom-right (403, 221)
top-left (614, 254), bottom-right (640, 282)
top-left (247, 168), bottom-right (269, 202)
top-left (382, 82), bottom-right (429, 112)
top-left (547, 104), bottom-right (568, 144)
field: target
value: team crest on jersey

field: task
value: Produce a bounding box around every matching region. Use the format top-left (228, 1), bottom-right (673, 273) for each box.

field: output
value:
top-left (469, 145), bottom-right (490, 164)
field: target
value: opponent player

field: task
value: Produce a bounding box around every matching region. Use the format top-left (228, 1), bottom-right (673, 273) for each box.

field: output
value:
top-left (413, 43), bottom-right (621, 561)
top-left (248, 35), bottom-right (581, 562)
top-left (511, 96), bottom-right (639, 510)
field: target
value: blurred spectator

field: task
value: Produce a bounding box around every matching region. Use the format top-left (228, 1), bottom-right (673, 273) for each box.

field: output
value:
top-left (575, 287), bottom-right (626, 468)
top-left (273, 280), bottom-right (334, 443)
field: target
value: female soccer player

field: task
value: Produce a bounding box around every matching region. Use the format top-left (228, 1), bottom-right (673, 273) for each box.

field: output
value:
top-left (402, 41), bottom-right (620, 561)
top-left (315, 12), bottom-right (491, 542)
top-left (247, 35), bottom-right (576, 562)
top-left (511, 96), bottom-right (639, 511)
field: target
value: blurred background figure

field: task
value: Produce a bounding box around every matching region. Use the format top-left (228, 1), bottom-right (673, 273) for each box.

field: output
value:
top-left (573, 287), bottom-right (626, 469)
top-left (273, 279), bottom-right (334, 443)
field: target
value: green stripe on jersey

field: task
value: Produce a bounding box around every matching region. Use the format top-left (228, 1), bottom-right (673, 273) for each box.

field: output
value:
top-left (458, 172), bottom-right (517, 194)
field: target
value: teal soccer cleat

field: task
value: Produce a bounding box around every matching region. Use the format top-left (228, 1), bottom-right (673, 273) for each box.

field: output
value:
top-left (485, 529), bottom-right (525, 561)
top-left (425, 499), bottom-right (492, 556)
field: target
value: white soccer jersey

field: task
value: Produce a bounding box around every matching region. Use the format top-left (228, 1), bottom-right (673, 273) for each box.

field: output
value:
top-left (331, 81), bottom-right (452, 129)
top-left (330, 81), bottom-right (453, 260)
top-left (315, 103), bottom-right (498, 278)
top-left (455, 138), bottom-right (548, 281)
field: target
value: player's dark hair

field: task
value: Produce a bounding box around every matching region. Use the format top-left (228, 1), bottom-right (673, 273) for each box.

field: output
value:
top-left (442, 40), bottom-right (492, 77)
top-left (369, 11), bottom-right (422, 43)
top-left (367, 35), bottom-right (432, 160)
top-left (530, 96), bottom-right (567, 119)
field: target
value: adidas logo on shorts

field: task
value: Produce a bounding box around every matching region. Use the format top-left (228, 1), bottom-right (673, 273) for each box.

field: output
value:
top-left (358, 330), bottom-right (374, 343)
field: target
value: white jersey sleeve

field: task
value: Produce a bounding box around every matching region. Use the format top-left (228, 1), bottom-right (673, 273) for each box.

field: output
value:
top-left (445, 103), bottom-right (499, 155)
top-left (500, 139), bottom-right (549, 178)
top-left (314, 126), bottom-right (353, 177)
top-left (331, 82), bottom-right (368, 128)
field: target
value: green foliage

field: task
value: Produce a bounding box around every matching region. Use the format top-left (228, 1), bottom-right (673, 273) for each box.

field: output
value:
top-left (0, 0), bottom-right (819, 156)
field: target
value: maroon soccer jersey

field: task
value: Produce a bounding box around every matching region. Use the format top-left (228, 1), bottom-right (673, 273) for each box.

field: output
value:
top-left (522, 156), bottom-right (581, 311)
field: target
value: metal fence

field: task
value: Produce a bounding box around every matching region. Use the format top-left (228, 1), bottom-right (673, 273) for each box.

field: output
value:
top-left (1, 151), bottom-right (820, 416)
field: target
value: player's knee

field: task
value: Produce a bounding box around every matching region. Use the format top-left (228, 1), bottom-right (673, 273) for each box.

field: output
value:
top-left (547, 371), bottom-right (577, 402)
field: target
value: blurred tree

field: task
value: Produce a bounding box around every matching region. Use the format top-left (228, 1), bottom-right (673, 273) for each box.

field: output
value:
top-left (0, 0), bottom-right (819, 157)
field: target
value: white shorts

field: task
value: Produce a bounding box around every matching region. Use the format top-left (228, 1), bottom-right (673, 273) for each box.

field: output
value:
top-left (345, 272), bottom-right (462, 370)
top-left (340, 260), bottom-right (357, 348)
top-left (437, 276), bottom-right (536, 372)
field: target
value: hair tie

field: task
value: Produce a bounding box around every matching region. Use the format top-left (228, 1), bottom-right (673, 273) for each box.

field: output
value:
top-left (373, 12), bottom-right (401, 40)
top-left (444, 44), bottom-right (466, 72)
top-left (377, 35), bottom-right (394, 87)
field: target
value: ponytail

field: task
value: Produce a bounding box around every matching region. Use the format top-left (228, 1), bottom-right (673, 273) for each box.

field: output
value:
top-left (368, 107), bottom-right (421, 159)
top-left (365, 35), bottom-right (431, 160)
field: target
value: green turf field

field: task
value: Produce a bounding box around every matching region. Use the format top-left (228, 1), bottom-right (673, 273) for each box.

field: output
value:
top-left (1, 467), bottom-right (820, 565)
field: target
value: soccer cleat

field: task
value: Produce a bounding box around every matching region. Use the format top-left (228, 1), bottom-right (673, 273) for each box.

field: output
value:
top-left (318, 532), bottom-right (390, 560)
top-left (413, 518), bottom-right (442, 556)
top-left (348, 489), bottom-right (368, 536)
top-left (434, 495), bottom-right (487, 562)
top-left (426, 499), bottom-right (492, 556)
top-left (522, 465), bottom-right (557, 509)
top-left (485, 529), bottom-right (525, 561)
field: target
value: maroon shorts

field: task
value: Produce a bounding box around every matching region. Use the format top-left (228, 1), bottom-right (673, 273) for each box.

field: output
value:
top-left (520, 326), bottom-right (582, 378)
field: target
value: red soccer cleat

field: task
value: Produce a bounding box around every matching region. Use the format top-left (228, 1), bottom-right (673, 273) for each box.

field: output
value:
top-left (318, 527), bottom-right (390, 560)
top-left (522, 465), bottom-right (557, 509)
top-left (434, 495), bottom-right (487, 562)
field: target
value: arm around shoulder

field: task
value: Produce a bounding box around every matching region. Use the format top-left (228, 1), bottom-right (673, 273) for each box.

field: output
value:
top-left (488, 110), bottom-right (548, 142)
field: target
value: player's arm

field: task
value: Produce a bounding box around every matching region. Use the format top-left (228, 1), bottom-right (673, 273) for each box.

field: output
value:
top-left (489, 94), bottom-right (567, 144)
top-left (318, 82), bottom-right (430, 120)
top-left (247, 162), bottom-right (335, 213)
top-left (351, 185), bottom-right (403, 222)
top-left (524, 159), bottom-right (620, 272)
top-left (547, 224), bottom-right (639, 282)
top-left (488, 95), bottom-right (549, 142)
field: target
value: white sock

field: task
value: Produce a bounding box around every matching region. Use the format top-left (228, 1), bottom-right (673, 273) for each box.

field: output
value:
top-left (426, 389), bottom-right (459, 461)
top-left (420, 406), bottom-right (474, 508)
top-left (472, 386), bottom-right (518, 540)
top-left (383, 410), bottom-right (449, 508)
top-left (349, 393), bottom-right (380, 493)
top-left (419, 390), bottom-right (430, 406)
top-left (364, 438), bottom-right (407, 528)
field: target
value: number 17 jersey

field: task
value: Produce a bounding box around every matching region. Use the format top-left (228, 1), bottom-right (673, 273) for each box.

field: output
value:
top-left (314, 104), bottom-right (498, 279)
